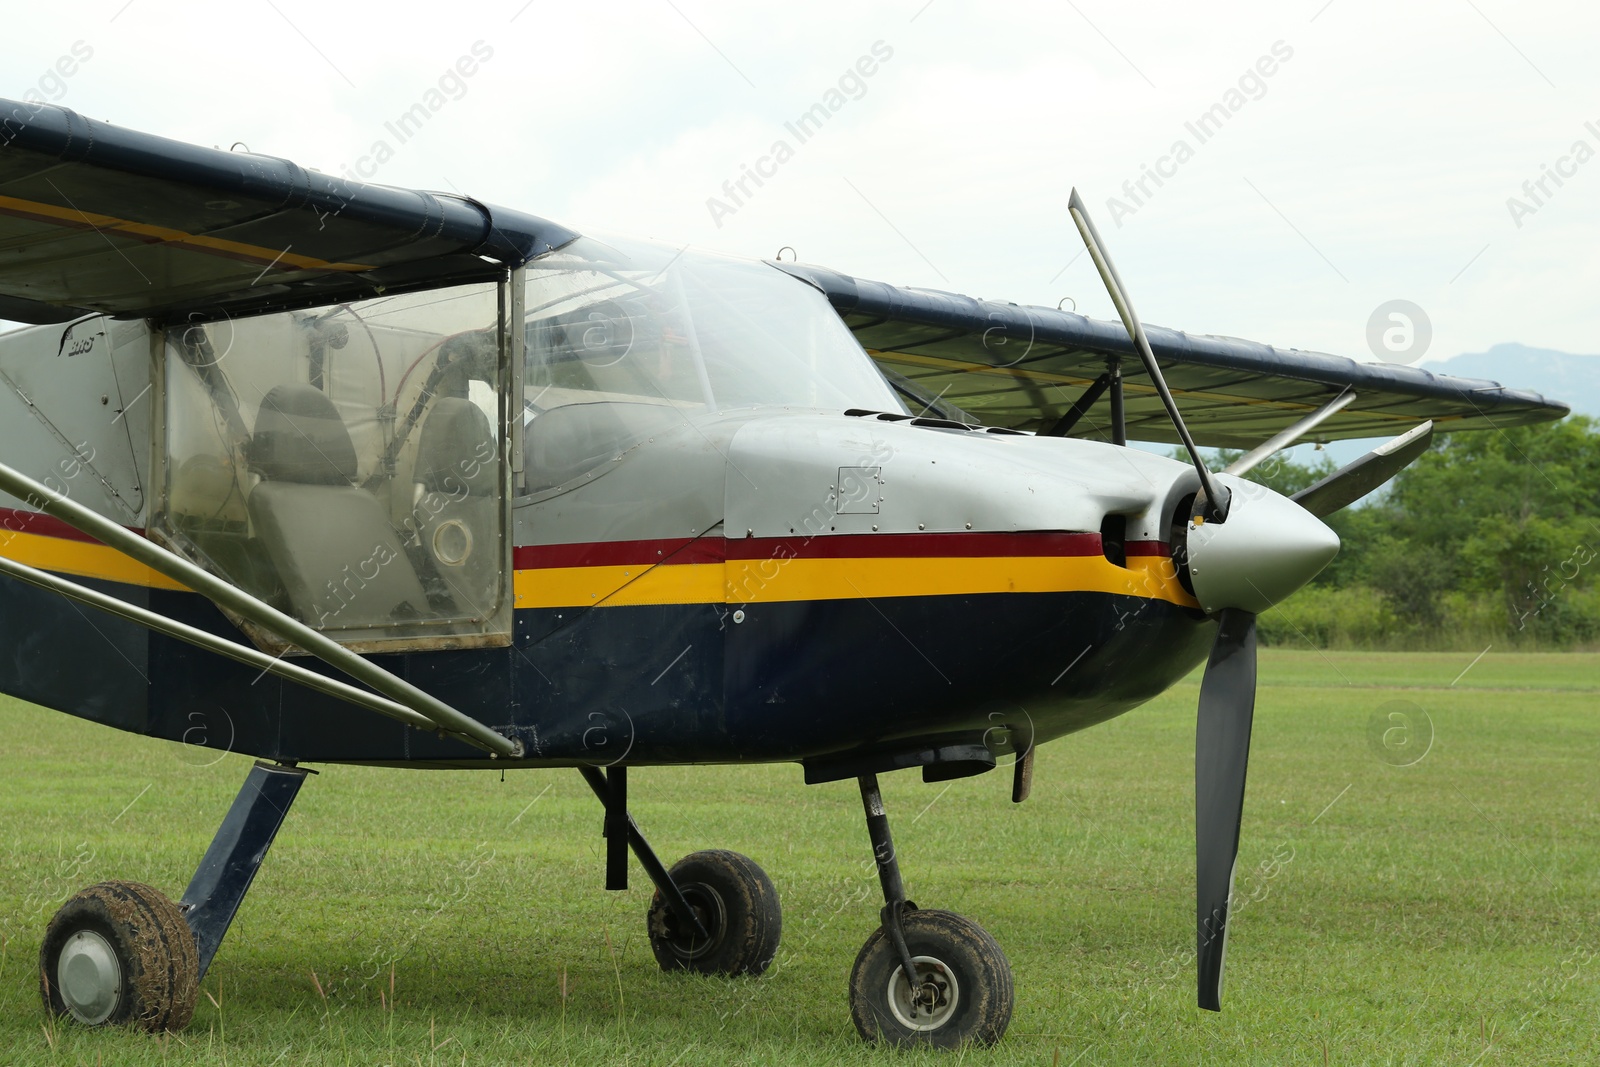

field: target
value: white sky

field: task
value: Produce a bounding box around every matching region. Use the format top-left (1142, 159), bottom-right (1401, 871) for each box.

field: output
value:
top-left (3, 0), bottom-right (1597, 369)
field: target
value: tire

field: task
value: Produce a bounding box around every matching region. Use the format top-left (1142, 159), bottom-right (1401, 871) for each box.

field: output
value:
top-left (849, 909), bottom-right (1013, 1048)
top-left (646, 849), bottom-right (781, 976)
top-left (39, 881), bottom-right (200, 1033)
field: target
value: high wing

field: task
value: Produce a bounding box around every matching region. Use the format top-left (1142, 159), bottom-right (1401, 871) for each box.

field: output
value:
top-left (0, 99), bottom-right (575, 326)
top-left (775, 263), bottom-right (1570, 447)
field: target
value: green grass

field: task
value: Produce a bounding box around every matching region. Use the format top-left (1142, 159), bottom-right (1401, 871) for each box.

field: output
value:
top-left (1, 650), bottom-right (1597, 1064)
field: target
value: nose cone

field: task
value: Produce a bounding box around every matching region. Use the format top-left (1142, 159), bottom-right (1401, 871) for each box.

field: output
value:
top-left (1186, 474), bottom-right (1340, 614)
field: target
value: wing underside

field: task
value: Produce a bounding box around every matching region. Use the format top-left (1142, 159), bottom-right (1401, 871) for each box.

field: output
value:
top-left (0, 99), bottom-right (575, 326)
top-left (776, 263), bottom-right (1569, 447)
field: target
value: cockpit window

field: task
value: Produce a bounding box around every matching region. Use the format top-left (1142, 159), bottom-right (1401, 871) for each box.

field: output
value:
top-left (155, 282), bottom-right (512, 653)
top-left (520, 235), bottom-right (903, 493)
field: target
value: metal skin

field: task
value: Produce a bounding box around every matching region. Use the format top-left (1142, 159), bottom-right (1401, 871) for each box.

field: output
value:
top-left (0, 314), bottom-right (1233, 768)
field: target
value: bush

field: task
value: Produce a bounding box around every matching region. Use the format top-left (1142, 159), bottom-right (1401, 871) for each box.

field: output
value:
top-left (1258, 586), bottom-right (1399, 649)
top-left (1257, 583), bottom-right (1600, 651)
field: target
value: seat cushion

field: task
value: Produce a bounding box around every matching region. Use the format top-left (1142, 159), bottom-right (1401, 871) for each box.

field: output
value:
top-left (248, 482), bottom-right (430, 629)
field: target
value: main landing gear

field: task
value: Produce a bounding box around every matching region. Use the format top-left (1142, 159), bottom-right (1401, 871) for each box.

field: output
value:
top-left (848, 773), bottom-right (1013, 1048)
top-left (40, 761), bottom-right (307, 1032)
top-left (579, 766), bottom-right (782, 977)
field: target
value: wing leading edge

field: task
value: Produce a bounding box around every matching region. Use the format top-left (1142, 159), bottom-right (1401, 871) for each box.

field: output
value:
top-left (775, 262), bottom-right (1570, 447)
top-left (0, 99), bottom-right (577, 326)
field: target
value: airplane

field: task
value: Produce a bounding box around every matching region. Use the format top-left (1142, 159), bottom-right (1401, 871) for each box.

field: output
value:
top-left (0, 96), bottom-right (1569, 1048)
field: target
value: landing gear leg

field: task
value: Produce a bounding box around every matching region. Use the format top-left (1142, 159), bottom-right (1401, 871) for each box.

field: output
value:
top-left (181, 761), bottom-right (309, 979)
top-left (848, 773), bottom-right (1013, 1048)
top-left (578, 766), bottom-right (782, 976)
top-left (39, 760), bottom-right (308, 1032)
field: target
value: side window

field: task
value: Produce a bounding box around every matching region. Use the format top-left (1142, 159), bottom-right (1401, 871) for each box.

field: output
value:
top-left (155, 282), bottom-right (512, 653)
top-left (520, 260), bottom-right (710, 496)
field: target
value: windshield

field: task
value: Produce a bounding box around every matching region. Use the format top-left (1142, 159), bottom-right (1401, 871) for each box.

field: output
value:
top-left (520, 235), bottom-right (903, 492)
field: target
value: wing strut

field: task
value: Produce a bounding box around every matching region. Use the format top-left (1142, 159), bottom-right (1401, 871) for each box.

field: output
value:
top-left (0, 553), bottom-right (432, 731)
top-left (1224, 391), bottom-right (1356, 477)
top-left (0, 458), bottom-right (523, 759)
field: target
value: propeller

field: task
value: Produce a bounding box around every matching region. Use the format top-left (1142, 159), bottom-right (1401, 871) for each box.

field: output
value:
top-left (1067, 189), bottom-right (1230, 522)
top-left (1194, 606), bottom-right (1256, 1011)
top-left (1068, 189), bottom-right (1343, 1013)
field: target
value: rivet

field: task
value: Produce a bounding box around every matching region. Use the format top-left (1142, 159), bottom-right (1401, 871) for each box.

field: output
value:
top-left (918, 523), bottom-right (925, 531)
top-left (965, 522), bottom-right (972, 530)
top-left (732, 609), bottom-right (746, 624)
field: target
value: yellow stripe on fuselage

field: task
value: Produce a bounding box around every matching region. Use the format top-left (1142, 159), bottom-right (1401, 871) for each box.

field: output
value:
top-left (1, 532), bottom-right (1197, 611)
top-left (0, 529), bottom-right (187, 591)
top-left (513, 562), bottom-right (724, 609)
top-left (512, 554), bottom-right (1197, 610)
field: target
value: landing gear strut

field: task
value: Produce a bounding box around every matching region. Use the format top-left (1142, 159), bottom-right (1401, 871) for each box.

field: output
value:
top-left (848, 773), bottom-right (1013, 1048)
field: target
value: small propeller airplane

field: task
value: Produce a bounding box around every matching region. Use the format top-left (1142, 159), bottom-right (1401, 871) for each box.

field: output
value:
top-left (0, 98), bottom-right (1569, 1047)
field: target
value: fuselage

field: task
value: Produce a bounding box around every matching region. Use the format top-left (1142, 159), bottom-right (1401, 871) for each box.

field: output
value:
top-left (0, 234), bottom-right (1221, 773)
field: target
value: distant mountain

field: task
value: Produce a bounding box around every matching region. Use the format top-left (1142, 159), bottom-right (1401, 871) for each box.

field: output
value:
top-left (1421, 343), bottom-right (1599, 420)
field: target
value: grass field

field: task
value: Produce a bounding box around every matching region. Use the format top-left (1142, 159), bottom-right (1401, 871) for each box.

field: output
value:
top-left (0, 650), bottom-right (1596, 1065)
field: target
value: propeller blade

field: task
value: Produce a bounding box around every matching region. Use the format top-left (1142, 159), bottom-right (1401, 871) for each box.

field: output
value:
top-left (1195, 607), bottom-right (1258, 1012)
top-left (1290, 421), bottom-right (1434, 518)
top-left (1067, 188), bottom-right (1230, 521)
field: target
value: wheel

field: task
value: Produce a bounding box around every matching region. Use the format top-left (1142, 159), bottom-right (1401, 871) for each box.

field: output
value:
top-left (646, 849), bottom-right (781, 976)
top-left (39, 881), bottom-right (199, 1032)
top-left (849, 909), bottom-right (1013, 1048)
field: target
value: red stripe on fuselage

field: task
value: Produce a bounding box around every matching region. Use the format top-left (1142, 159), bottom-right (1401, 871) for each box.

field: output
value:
top-left (725, 532), bottom-right (1104, 560)
top-left (0, 507), bottom-right (140, 546)
top-left (0, 506), bottom-right (1173, 574)
top-left (513, 537), bottom-right (720, 570)
top-left (514, 532), bottom-right (1173, 569)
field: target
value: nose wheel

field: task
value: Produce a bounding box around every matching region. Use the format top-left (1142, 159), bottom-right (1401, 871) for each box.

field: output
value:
top-left (850, 909), bottom-right (1012, 1046)
top-left (848, 774), bottom-right (1012, 1047)
top-left (38, 881), bottom-right (199, 1032)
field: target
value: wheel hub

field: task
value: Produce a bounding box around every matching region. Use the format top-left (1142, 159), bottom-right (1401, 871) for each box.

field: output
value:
top-left (57, 929), bottom-right (122, 1025)
top-left (664, 884), bottom-right (726, 960)
top-left (887, 955), bottom-right (959, 1031)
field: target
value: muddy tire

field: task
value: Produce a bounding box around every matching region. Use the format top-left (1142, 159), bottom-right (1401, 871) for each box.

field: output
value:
top-left (646, 850), bottom-right (781, 976)
top-left (849, 909), bottom-right (1012, 1048)
top-left (40, 881), bottom-right (199, 1032)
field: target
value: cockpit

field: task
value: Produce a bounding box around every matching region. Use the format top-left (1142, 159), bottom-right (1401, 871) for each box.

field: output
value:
top-left (153, 234), bottom-right (903, 652)
top-left (520, 235), bottom-right (904, 492)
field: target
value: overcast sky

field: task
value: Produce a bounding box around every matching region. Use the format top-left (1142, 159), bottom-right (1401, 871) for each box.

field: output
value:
top-left (3, 0), bottom-right (1597, 372)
